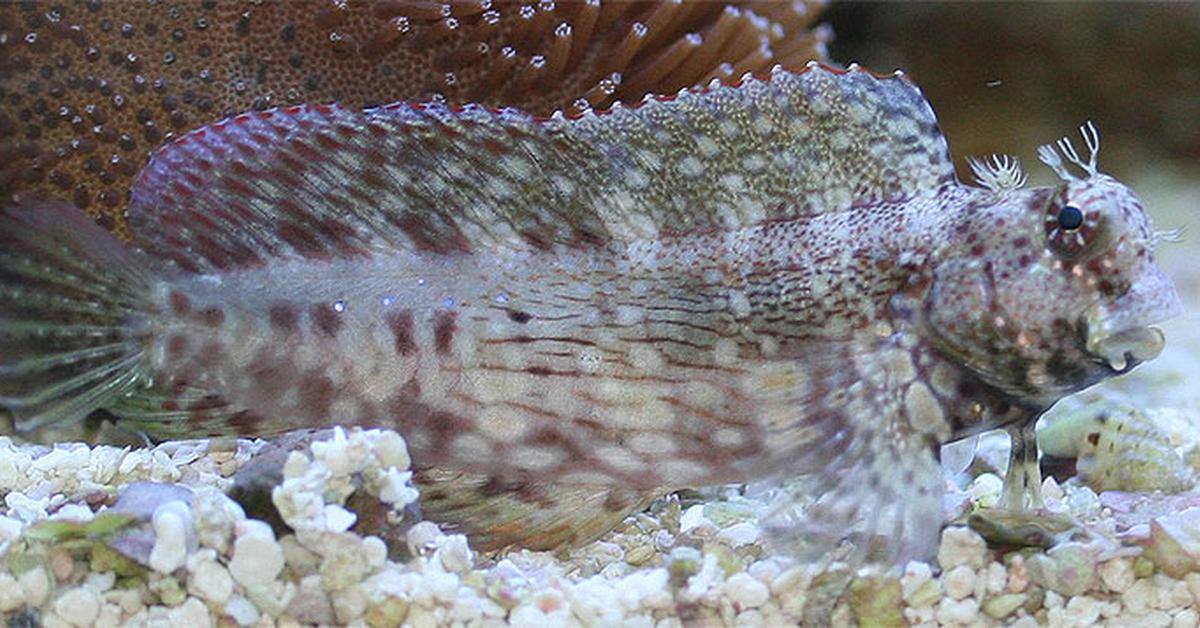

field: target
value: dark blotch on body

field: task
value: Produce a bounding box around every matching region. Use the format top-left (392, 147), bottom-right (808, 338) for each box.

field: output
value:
top-left (268, 302), bottom-right (299, 333)
top-left (198, 306), bottom-right (225, 327)
top-left (245, 349), bottom-right (294, 397)
top-left (165, 333), bottom-right (189, 360)
top-left (385, 309), bottom-right (417, 355)
top-left (227, 410), bottom-right (266, 434)
top-left (310, 302), bottom-right (343, 337)
top-left (194, 339), bottom-right (226, 367)
top-left (168, 290), bottom-right (191, 315)
top-left (433, 309), bottom-right (457, 354)
top-left (299, 372), bottom-right (335, 418)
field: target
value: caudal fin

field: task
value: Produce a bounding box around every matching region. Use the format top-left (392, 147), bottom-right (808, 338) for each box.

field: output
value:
top-left (0, 198), bottom-right (155, 433)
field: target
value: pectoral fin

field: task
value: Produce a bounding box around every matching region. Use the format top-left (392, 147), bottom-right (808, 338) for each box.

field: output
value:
top-left (746, 336), bottom-right (950, 565)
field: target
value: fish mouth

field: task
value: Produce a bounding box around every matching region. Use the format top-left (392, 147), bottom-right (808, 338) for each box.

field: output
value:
top-left (1087, 325), bottom-right (1166, 373)
top-left (1085, 268), bottom-right (1182, 373)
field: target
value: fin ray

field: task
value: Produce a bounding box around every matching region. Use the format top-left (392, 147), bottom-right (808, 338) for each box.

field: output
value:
top-left (108, 385), bottom-right (248, 436)
top-left (129, 64), bottom-right (954, 273)
top-left (414, 468), bottom-right (657, 552)
top-left (0, 342), bottom-right (131, 376)
top-left (746, 337), bottom-right (947, 564)
top-left (0, 199), bottom-right (155, 433)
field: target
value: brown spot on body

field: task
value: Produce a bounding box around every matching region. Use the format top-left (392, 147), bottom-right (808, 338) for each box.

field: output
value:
top-left (188, 394), bottom-right (227, 414)
top-left (269, 302), bottom-right (300, 333)
top-left (310, 302), bottom-right (343, 337)
top-left (227, 410), bottom-right (267, 435)
top-left (507, 309), bottom-right (532, 324)
top-left (355, 400), bottom-right (381, 427)
top-left (603, 489), bottom-right (638, 513)
top-left (245, 349), bottom-right (296, 398)
top-left (386, 379), bottom-right (430, 427)
top-left (386, 382), bottom-right (469, 453)
top-left (195, 339), bottom-right (226, 367)
top-left (299, 372), bottom-right (336, 418)
top-left (519, 228), bottom-right (553, 251)
top-left (168, 290), bottom-right (191, 315)
top-left (165, 334), bottom-right (189, 360)
top-left (529, 426), bottom-right (585, 459)
top-left (198, 306), bottom-right (225, 327)
top-left (425, 410), bottom-right (471, 449)
top-left (433, 309), bottom-right (457, 354)
top-left (385, 309), bottom-right (417, 355)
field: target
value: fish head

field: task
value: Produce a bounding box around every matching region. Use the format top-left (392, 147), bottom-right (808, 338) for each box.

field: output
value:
top-left (922, 125), bottom-right (1182, 404)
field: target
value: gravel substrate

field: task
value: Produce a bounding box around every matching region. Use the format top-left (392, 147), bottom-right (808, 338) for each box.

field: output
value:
top-left (1, 171), bottom-right (1198, 627)
top-left (1, 406), bottom-right (1199, 628)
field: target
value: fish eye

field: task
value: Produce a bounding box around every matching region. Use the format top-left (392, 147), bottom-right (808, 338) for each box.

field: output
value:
top-left (1045, 200), bottom-right (1103, 259)
top-left (1057, 205), bottom-right (1084, 231)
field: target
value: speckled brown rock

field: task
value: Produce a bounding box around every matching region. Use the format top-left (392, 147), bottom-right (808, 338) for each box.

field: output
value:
top-left (0, 0), bottom-right (829, 237)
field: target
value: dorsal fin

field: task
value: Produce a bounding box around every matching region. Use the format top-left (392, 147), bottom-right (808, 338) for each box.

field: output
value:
top-left (128, 63), bottom-right (956, 273)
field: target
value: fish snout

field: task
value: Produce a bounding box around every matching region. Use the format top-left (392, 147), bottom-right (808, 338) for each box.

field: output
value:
top-left (1085, 266), bottom-right (1182, 372)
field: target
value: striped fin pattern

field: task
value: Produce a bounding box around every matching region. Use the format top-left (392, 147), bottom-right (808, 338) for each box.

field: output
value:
top-left (128, 63), bottom-right (955, 274)
top-left (0, 198), bottom-right (154, 432)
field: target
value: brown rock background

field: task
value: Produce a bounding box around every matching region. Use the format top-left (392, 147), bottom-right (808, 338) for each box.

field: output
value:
top-left (0, 0), bottom-right (828, 237)
top-left (825, 3), bottom-right (1200, 182)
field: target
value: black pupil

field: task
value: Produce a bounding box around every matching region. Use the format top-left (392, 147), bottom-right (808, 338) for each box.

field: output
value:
top-left (1058, 205), bottom-right (1084, 230)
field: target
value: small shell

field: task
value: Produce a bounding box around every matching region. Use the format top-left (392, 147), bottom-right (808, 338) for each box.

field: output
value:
top-left (1039, 400), bottom-right (1193, 494)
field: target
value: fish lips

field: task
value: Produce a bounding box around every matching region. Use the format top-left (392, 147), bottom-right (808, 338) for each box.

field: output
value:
top-left (1085, 273), bottom-right (1183, 373)
top-left (1088, 325), bottom-right (1166, 373)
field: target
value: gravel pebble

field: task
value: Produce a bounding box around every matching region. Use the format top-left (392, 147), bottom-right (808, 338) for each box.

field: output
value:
top-left (0, 573), bottom-right (21, 612)
top-left (1103, 557), bottom-right (1137, 593)
top-left (148, 500), bottom-right (193, 573)
top-left (167, 597), bottom-right (212, 628)
top-left (981, 592), bottom-right (1025, 620)
top-left (52, 587), bottom-right (100, 627)
top-left (1175, 608), bottom-right (1200, 628)
top-left (942, 565), bottom-right (975, 600)
top-left (19, 565), bottom-right (50, 607)
top-left (935, 596), bottom-right (979, 624)
top-left (228, 521), bottom-right (285, 587)
top-left (1124, 577), bottom-right (1158, 615)
top-left (937, 526), bottom-right (988, 570)
top-left (188, 550), bottom-right (234, 605)
top-left (724, 572), bottom-right (770, 609)
top-left (225, 595), bottom-right (260, 626)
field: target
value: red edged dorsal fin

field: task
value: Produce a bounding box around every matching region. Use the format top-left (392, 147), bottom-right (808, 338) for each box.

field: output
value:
top-left (128, 64), bottom-right (957, 274)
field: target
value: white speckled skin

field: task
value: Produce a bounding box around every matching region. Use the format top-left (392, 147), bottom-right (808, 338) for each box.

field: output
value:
top-left (0, 63), bottom-right (1181, 559)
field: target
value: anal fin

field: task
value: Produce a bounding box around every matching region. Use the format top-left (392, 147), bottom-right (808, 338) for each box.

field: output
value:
top-left (413, 468), bottom-right (659, 552)
top-left (107, 383), bottom-right (259, 442)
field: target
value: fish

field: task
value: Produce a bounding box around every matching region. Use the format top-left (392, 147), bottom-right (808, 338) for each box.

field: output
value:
top-left (0, 62), bottom-right (1182, 562)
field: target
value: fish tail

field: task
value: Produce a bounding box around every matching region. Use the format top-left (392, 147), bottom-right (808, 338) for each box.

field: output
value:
top-left (0, 198), bottom-right (157, 433)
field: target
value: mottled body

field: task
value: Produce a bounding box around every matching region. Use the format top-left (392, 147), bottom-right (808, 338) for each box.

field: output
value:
top-left (148, 198), bottom-right (980, 485)
top-left (0, 63), bottom-right (1180, 560)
